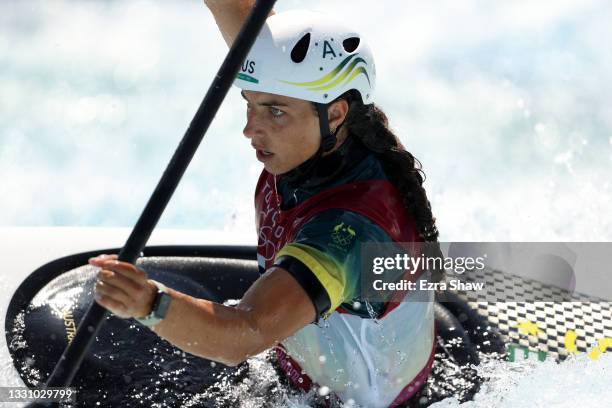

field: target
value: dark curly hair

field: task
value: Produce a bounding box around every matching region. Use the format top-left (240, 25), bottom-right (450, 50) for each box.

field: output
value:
top-left (325, 91), bottom-right (440, 243)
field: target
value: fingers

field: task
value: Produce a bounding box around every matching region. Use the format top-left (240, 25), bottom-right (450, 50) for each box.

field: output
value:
top-left (90, 254), bottom-right (155, 319)
top-left (88, 254), bottom-right (118, 267)
top-left (89, 255), bottom-right (147, 287)
top-left (94, 271), bottom-right (134, 318)
top-left (94, 291), bottom-right (131, 319)
top-left (95, 273), bottom-right (133, 306)
top-left (100, 261), bottom-right (148, 296)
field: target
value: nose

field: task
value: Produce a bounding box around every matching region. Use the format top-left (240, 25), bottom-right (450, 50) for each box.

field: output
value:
top-left (243, 110), bottom-right (263, 140)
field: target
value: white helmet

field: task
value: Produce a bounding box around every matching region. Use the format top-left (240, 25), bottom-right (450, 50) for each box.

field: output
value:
top-left (234, 10), bottom-right (376, 105)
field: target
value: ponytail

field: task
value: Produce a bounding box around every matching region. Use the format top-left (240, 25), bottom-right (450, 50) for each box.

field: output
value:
top-left (333, 91), bottom-right (440, 242)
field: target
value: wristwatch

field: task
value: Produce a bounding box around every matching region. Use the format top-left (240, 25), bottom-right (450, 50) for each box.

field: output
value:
top-left (135, 280), bottom-right (172, 327)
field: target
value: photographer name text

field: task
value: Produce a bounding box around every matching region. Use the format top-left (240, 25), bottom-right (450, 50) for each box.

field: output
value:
top-left (372, 278), bottom-right (485, 292)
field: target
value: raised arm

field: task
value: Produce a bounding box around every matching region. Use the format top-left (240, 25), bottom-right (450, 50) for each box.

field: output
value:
top-left (204, 0), bottom-right (275, 46)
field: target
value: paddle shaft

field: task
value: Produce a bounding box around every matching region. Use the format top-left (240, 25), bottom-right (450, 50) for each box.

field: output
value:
top-left (26, 1), bottom-right (275, 405)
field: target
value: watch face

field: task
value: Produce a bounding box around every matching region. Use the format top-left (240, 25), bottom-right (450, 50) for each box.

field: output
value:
top-left (154, 292), bottom-right (172, 319)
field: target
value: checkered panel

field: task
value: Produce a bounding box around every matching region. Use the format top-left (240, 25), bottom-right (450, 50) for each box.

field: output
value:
top-left (447, 268), bottom-right (612, 360)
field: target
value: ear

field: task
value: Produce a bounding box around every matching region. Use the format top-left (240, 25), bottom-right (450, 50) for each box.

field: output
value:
top-left (327, 98), bottom-right (349, 131)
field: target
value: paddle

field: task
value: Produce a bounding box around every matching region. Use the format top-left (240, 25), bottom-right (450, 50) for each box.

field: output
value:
top-left (23, 1), bottom-right (276, 406)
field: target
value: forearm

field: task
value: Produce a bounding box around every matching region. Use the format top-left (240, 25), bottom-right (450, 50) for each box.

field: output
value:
top-left (151, 287), bottom-right (265, 366)
top-left (203, 0), bottom-right (274, 46)
top-left (91, 256), bottom-right (313, 367)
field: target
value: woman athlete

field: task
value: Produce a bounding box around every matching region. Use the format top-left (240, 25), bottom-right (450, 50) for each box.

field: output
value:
top-left (90, 2), bottom-right (455, 407)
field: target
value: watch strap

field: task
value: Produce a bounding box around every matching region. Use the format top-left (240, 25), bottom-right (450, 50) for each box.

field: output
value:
top-left (135, 280), bottom-right (171, 327)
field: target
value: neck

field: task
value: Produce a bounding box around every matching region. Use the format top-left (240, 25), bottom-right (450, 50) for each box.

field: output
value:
top-left (280, 134), bottom-right (365, 190)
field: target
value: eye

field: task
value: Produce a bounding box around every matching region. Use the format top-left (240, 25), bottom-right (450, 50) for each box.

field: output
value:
top-left (269, 107), bottom-right (285, 117)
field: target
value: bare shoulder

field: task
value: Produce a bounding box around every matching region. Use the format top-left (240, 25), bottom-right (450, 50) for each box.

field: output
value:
top-left (203, 0), bottom-right (275, 46)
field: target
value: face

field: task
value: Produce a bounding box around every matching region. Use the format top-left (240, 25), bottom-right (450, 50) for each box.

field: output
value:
top-left (241, 90), bottom-right (321, 175)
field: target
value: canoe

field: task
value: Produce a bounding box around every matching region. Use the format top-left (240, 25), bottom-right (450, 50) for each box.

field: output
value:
top-left (5, 243), bottom-right (611, 406)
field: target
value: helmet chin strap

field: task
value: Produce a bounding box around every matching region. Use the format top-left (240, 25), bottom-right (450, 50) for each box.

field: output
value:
top-left (315, 103), bottom-right (337, 153)
top-left (279, 103), bottom-right (345, 187)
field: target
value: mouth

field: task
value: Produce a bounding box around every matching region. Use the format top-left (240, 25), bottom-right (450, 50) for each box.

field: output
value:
top-left (255, 149), bottom-right (274, 163)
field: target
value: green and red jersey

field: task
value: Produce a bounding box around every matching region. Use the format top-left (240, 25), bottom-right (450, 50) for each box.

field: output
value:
top-left (254, 139), bottom-right (435, 407)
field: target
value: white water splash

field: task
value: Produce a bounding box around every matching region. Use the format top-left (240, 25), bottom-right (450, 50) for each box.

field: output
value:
top-left (431, 353), bottom-right (612, 408)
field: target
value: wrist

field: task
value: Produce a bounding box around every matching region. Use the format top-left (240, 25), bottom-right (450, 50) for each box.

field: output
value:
top-left (138, 280), bottom-right (160, 318)
top-left (136, 280), bottom-right (172, 327)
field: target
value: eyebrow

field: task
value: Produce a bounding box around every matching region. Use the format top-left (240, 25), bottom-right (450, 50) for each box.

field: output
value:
top-left (240, 91), bottom-right (289, 107)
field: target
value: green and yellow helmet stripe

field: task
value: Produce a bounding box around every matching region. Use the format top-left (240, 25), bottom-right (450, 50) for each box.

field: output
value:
top-left (309, 58), bottom-right (369, 91)
top-left (280, 54), bottom-right (357, 87)
top-left (341, 66), bottom-right (370, 88)
top-left (280, 53), bottom-right (370, 92)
